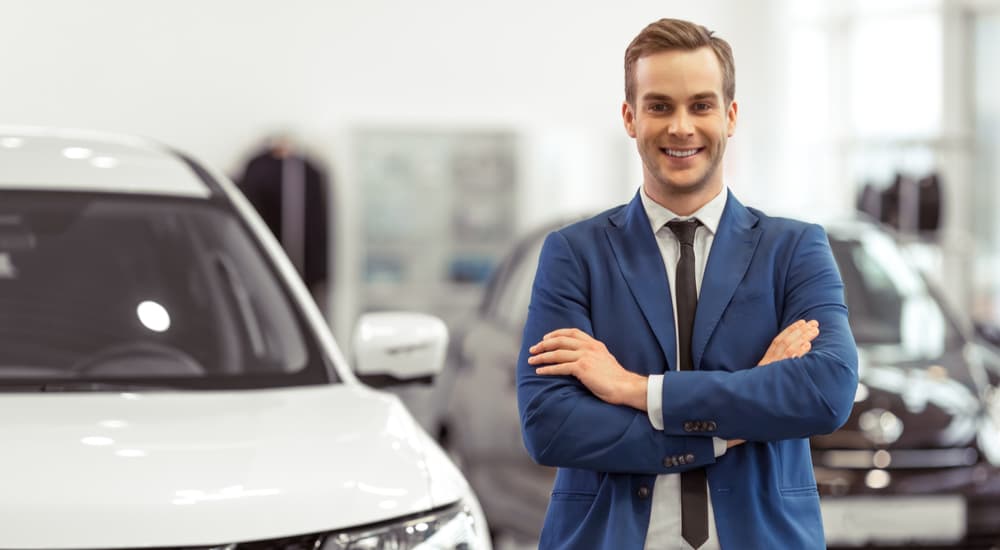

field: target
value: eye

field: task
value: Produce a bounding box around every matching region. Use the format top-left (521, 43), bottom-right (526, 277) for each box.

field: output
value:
top-left (648, 103), bottom-right (671, 114)
top-left (693, 102), bottom-right (713, 112)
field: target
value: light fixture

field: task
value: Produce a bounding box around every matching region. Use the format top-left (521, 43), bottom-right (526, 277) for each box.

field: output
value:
top-left (873, 449), bottom-right (892, 468)
top-left (137, 300), bottom-right (171, 332)
top-left (864, 469), bottom-right (891, 489)
top-left (855, 383), bottom-right (870, 403)
top-left (62, 147), bottom-right (93, 160)
top-left (116, 449), bottom-right (146, 458)
top-left (91, 156), bottom-right (119, 168)
top-left (0, 137), bottom-right (24, 148)
top-left (81, 436), bottom-right (114, 446)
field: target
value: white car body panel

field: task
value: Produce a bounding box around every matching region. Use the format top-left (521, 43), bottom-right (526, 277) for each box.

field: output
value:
top-left (0, 127), bottom-right (488, 549)
top-left (0, 126), bottom-right (210, 197)
top-left (0, 384), bottom-right (465, 548)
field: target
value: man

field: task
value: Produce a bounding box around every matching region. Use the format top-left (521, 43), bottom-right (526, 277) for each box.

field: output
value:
top-left (516, 18), bottom-right (858, 549)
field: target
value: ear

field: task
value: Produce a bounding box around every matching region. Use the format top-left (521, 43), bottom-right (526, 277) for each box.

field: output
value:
top-left (726, 100), bottom-right (738, 137)
top-left (622, 101), bottom-right (637, 138)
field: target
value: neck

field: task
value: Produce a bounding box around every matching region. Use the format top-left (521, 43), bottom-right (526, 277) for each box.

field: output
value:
top-left (643, 182), bottom-right (723, 216)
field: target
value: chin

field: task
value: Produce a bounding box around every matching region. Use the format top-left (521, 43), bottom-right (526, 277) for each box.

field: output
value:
top-left (662, 178), bottom-right (712, 195)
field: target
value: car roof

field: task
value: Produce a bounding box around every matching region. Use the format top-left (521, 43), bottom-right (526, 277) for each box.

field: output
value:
top-left (0, 126), bottom-right (211, 198)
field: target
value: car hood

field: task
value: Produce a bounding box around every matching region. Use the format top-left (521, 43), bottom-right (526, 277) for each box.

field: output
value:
top-left (0, 384), bottom-right (467, 549)
top-left (814, 356), bottom-right (983, 450)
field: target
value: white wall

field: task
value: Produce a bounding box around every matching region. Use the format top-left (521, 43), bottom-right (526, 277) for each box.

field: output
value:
top-left (0, 0), bottom-right (799, 189)
top-left (0, 0), bottom-right (814, 337)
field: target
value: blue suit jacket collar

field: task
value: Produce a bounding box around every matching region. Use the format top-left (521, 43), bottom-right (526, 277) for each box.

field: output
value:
top-left (606, 188), bottom-right (761, 370)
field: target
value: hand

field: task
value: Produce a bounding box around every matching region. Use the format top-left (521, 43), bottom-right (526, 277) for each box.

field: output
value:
top-left (528, 328), bottom-right (647, 410)
top-left (727, 321), bottom-right (818, 449)
top-left (757, 319), bottom-right (819, 366)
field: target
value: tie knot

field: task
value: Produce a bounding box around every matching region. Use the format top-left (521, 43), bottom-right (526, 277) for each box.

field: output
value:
top-left (666, 219), bottom-right (701, 246)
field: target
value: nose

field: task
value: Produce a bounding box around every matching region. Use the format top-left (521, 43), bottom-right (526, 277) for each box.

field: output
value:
top-left (668, 109), bottom-right (695, 138)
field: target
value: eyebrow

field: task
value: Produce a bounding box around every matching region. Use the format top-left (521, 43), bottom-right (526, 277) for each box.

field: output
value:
top-left (689, 92), bottom-right (720, 102)
top-left (641, 91), bottom-right (720, 103)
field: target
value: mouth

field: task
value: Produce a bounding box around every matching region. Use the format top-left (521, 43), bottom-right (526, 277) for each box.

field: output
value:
top-left (661, 147), bottom-right (704, 159)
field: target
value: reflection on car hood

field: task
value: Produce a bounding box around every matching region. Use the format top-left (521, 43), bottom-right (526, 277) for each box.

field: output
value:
top-left (823, 360), bottom-right (983, 450)
top-left (0, 384), bottom-right (465, 549)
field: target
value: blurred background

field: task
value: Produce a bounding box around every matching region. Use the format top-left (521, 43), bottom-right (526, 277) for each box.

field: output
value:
top-left (3, 0), bottom-right (998, 342)
top-left (5, 0), bottom-right (1000, 546)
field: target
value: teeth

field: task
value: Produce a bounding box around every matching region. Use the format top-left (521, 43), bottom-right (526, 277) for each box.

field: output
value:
top-left (664, 148), bottom-right (699, 158)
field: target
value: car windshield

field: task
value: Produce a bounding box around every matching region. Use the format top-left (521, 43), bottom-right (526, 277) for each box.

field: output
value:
top-left (0, 191), bottom-right (333, 391)
top-left (829, 230), bottom-right (971, 386)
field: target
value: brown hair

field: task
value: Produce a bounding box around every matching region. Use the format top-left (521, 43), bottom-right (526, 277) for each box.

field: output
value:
top-left (624, 18), bottom-right (735, 106)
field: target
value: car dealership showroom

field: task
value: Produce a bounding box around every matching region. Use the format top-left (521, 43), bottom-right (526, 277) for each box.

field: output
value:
top-left (4, 1), bottom-right (1000, 549)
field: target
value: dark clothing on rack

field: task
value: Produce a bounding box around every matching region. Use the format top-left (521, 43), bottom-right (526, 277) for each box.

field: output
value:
top-left (236, 149), bottom-right (330, 289)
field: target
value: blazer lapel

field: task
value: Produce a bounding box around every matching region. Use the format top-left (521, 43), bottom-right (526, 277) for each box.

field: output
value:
top-left (692, 191), bottom-right (761, 370)
top-left (605, 192), bottom-right (676, 371)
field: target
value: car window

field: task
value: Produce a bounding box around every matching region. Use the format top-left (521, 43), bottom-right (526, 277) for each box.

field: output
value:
top-left (489, 234), bottom-right (546, 331)
top-left (0, 191), bottom-right (332, 390)
top-left (829, 231), bottom-right (971, 386)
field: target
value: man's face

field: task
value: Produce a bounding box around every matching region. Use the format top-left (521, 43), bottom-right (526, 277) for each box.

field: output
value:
top-left (622, 47), bottom-right (737, 202)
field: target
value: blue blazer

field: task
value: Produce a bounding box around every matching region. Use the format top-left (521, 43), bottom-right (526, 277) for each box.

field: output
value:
top-left (517, 190), bottom-right (859, 549)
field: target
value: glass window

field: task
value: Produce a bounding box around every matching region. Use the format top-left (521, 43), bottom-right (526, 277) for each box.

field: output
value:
top-left (0, 191), bottom-right (331, 390)
top-left (848, 11), bottom-right (942, 138)
top-left (830, 230), bottom-right (971, 389)
top-left (489, 233), bottom-right (546, 331)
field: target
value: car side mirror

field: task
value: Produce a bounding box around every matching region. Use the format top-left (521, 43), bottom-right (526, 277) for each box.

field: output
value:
top-left (352, 312), bottom-right (448, 387)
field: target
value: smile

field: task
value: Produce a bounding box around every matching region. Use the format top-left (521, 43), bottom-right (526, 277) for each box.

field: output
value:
top-left (662, 147), bottom-right (703, 158)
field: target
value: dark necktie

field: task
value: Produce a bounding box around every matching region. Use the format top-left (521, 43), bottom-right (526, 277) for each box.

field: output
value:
top-left (667, 218), bottom-right (708, 549)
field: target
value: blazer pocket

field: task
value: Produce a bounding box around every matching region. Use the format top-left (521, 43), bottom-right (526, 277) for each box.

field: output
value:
top-left (550, 490), bottom-right (598, 502)
top-left (540, 491), bottom-right (599, 549)
top-left (779, 485), bottom-right (819, 497)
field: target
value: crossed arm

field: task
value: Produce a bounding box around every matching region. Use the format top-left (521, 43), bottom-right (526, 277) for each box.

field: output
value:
top-left (529, 321), bottom-right (819, 411)
top-left (516, 225), bottom-right (859, 473)
top-left (528, 320), bottom-right (820, 448)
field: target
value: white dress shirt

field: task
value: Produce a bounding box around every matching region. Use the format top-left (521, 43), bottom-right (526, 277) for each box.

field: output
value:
top-left (641, 186), bottom-right (729, 550)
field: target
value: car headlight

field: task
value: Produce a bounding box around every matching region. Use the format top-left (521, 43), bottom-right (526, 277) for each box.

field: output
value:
top-left (321, 500), bottom-right (486, 550)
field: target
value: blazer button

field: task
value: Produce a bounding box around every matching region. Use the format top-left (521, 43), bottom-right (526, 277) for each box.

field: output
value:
top-left (707, 421), bottom-right (717, 431)
top-left (685, 453), bottom-right (695, 463)
top-left (663, 457), bottom-right (674, 467)
top-left (683, 421), bottom-right (694, 432)
top-left (677, 455), bottom-right (688, 465)
top-left (638, 486), bottom-right (650, 499)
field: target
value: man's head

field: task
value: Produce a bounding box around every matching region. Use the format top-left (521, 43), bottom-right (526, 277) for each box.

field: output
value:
top-left (624, 18), bottom-right (735, 108)
top-left (621, 18), bottom-right (738, 212)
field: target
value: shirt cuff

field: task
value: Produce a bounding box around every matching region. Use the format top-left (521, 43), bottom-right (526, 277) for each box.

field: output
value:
top-left (646, 374), bottom-right (664, 430)
top-left (713, 437), bottom-right (727, 458)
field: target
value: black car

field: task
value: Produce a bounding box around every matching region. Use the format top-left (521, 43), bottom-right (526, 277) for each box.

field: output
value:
top-left (443, 216), bottom-right (1000, 548)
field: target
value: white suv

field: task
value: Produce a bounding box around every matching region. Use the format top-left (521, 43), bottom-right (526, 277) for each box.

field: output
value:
top-left (0, 126), bottom-right (490, 550)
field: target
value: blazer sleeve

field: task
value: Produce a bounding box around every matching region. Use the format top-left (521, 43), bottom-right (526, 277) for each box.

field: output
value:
top-left (517, 231), bottom-right (716, 474)
top-left (656, 223), bottom-right (859, 441)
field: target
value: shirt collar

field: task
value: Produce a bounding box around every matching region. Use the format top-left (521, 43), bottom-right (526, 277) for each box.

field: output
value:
top-left (640, 185), bottom-right (728, 236)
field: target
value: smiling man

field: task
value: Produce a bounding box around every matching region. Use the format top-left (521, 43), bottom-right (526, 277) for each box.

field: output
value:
top-left (516, 18), bottom-right (859, 549)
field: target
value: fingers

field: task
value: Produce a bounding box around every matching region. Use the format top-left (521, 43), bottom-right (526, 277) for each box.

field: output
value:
top-left (527, 349), bottom-right (580, 366)
top-left (771, 320), bottom-right (818, 357)
top-left (529, 335), bottom-right (584, 354)
top-left (757, 319), bottom-right (820, 366)
top-left (542, 328), bottom-right (591, 341)
top-left (534, 363), bottom-right (576, 376)
top-left (726, 439), bottom-right (746, 448)
top-left (792, 341), bottom-right (811, 358)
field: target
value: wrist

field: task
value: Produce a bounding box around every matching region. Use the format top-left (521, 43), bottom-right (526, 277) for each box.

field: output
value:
top-left (621, 372), bottom-right (648, 411)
